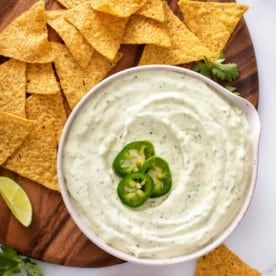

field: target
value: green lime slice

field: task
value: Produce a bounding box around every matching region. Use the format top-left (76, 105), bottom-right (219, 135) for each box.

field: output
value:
top-left (0, 176), bottom-right (32, 227)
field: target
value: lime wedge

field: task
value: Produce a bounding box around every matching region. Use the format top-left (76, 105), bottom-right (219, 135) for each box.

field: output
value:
top-left (0, 176), bottom-right (32, 227)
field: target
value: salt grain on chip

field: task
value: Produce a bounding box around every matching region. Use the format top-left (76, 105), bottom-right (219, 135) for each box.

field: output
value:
top-left (178, 0), bottom-right (248, 60)
top-left (139, 1), bottom-right (210, 65)
top-left (26, 63), bottom-right (60, 94)
top-left (0, 59), bottom-right (26, 117)
top-left (0, 0), bottom-right (54, 63)
top-left (0, 112), bottom-right (35, 165)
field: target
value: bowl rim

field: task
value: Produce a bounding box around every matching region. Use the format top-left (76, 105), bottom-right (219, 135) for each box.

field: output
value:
top-left (57, 64), bottom-right (261, 265)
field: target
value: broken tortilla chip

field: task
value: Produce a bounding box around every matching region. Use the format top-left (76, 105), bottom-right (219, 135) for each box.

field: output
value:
top-left (0, 0), bottom-right (54, 63)
top-left (0, 112), bottom-right (35, 165)
top-left (3, 119), bottom-right (59, 191)
top-left (135, 0), bottom-right (165, 22)
top-left (195, 244), bottom-right (260, 276)
top-left (52, 42), bottom-right (122, 109)
top-left (65, 3), bottom-right (128, 60)
top-left (26, 63), bottom-right (60, 94)
top-left (178, 0), bottom-right (248, 60)
top-left (25, 93), bottom-right (67, 143)
top-left (122, 14), bottom-right (171, 47)
top-left (47, 10), bottom-right (94, 68)
top-left (90, 0), bottom-right (147, 17)
top-left (139, 1), bottom-right (210, 65)
top-left (0, 59), bottom-right (26, 117)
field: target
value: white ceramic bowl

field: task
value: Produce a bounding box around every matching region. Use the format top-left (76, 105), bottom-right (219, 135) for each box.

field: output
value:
top-left (57, 65), bottom-right (261, 265)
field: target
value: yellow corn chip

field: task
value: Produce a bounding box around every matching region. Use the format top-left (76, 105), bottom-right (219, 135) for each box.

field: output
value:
top-left (25, 93), bottom-right (67, 143)
top-left (0, 1), bottom-right (54, 63)
top-left (47, 10), bottom-right (94, 68)
top-left (135, 0), bottom-right (165, 22)
top-left (0, 59), bottom-right (26, 117)
top-left (55, 0), bottom-right (88, 9)
top-left (52, 42), bottom-right (122, 109)
top-left (3, 119), bottom-right (59, 191)
top-left (195, 244), bottom-right (260, 276)
top-left (0, 112), bottom-right (35, 165)
top-left (139, 1), bottom-right (210, 65)
top-left (178, 0), bottom-right (248, 60)
top-left (90, 0), bottom-right (147, 17)
top-left (65, 3), bottom-right (128, 60)
top-left (26, 63), bottom-right (60, 94)
top-left (122, 14), bottom-right (170, 47)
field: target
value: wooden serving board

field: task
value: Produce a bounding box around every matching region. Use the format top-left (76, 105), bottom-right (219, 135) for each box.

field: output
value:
top-left (0, 0), bottom-right (258, 267)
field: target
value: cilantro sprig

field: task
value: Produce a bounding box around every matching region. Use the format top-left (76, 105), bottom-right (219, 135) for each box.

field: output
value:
top-left (192, 55), bottom-right (240, 94)
top-left (0, 245), bottom-right (44, 276)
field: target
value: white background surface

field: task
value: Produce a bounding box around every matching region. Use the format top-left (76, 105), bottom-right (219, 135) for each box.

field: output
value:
top-left (32, 0), bottom-right (276, 274)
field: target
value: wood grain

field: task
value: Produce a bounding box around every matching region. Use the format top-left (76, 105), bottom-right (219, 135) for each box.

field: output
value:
top-left (0, 0), bottom-right (258, 267)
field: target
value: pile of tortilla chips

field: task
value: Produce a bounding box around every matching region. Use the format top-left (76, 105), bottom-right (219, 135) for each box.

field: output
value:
top-left (0, 0), bottom-right (248, 192)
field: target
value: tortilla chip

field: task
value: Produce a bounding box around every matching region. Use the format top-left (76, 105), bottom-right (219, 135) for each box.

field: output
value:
top-left (55, 0), bottom-right (88, 9)
top-left (90, 0), bottom-right (147, 17)
top-left (0, 59), bottom-right (26, 117)
top-left (195, 245), bottom-right (260, 276)
top-left (26, 63), bottom-right (60, 94)
top-left (122, 14), bottom-right (170, 47)
top-left (178, 0), bottom-right (248, 60)
top-left (52, 42), bottom-right (122, 109)
top-left (135, 0), bottom-right (165, 22)
top-left (3, 119), bottom-right (59, 191)
top-left (65, 3), bottom-right (128, 60)
top-left (25, 93), bottom-right (67, 143)
top-left (0, 1), bottom-right (54, 63)
top-left (0, 112), bottom-right (35, 165)
top-left (47, 10), bottom-right (94, 68)
top-left (139, 1), bottom-right (210, 65)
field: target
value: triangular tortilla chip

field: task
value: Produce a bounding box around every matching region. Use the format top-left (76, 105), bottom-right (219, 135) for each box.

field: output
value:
top-left (0, 59), bottom-right (26, 117)
top-left (25, 93), bottom-right (67, 143)
top-left (195, 245), bottom-right (260, 276)
top-left (122, 14), bottom-right (171, 47)
top-left (47, 10), bottom-right (94, 68)
top-left (139, 1), bottom-right (210, 65)
top-left (0, 1), bottom-right (54, 63)
top-left (65, 3), bottom-right (128, 60)
top-left (0, 112), bottom-right (35, 165)
top-left (135, 0), bottom-right (165, 22)
top-left (90, 0), bottom-right (147, 17)
top-left (178, 0), bottom-right (248, 60)
top-left (26, 63), bottom-right (60, 94)
top-left (3, 119), bottom-right (59, 191)
top-left (52, 42), bottom-right (122, 109)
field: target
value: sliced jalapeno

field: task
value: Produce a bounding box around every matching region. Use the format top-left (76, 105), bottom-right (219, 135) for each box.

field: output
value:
top-left (117, 172), bottom-right (154, 208)
top-left (140, 156), bottom-right (172, 198)
top-left (112, 141), bottom-right (155, 177)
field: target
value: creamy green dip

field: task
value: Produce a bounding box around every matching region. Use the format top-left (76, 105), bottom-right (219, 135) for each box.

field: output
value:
top-left (62, 68), bottom-right (252, 259)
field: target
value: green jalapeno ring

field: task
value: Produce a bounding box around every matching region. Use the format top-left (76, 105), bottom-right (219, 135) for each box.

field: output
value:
top-left (112, 140), bottom-right (155, 177)
top-left (140, 156), bottom-right (172, 198)
top-left (117, 172), bottom-right (154, 208)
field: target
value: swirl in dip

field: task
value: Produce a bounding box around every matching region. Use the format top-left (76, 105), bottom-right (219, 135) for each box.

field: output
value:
top-left (62, 67), bottom-right (252, 259)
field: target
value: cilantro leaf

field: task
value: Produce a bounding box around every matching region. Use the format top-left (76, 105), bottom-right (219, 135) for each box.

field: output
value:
top-left (0, 245), bottom-right (44, 276)
top-left (192, 54), bottom-right (240, 94)
top-left (211, 57), bottom-right (239, 82)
